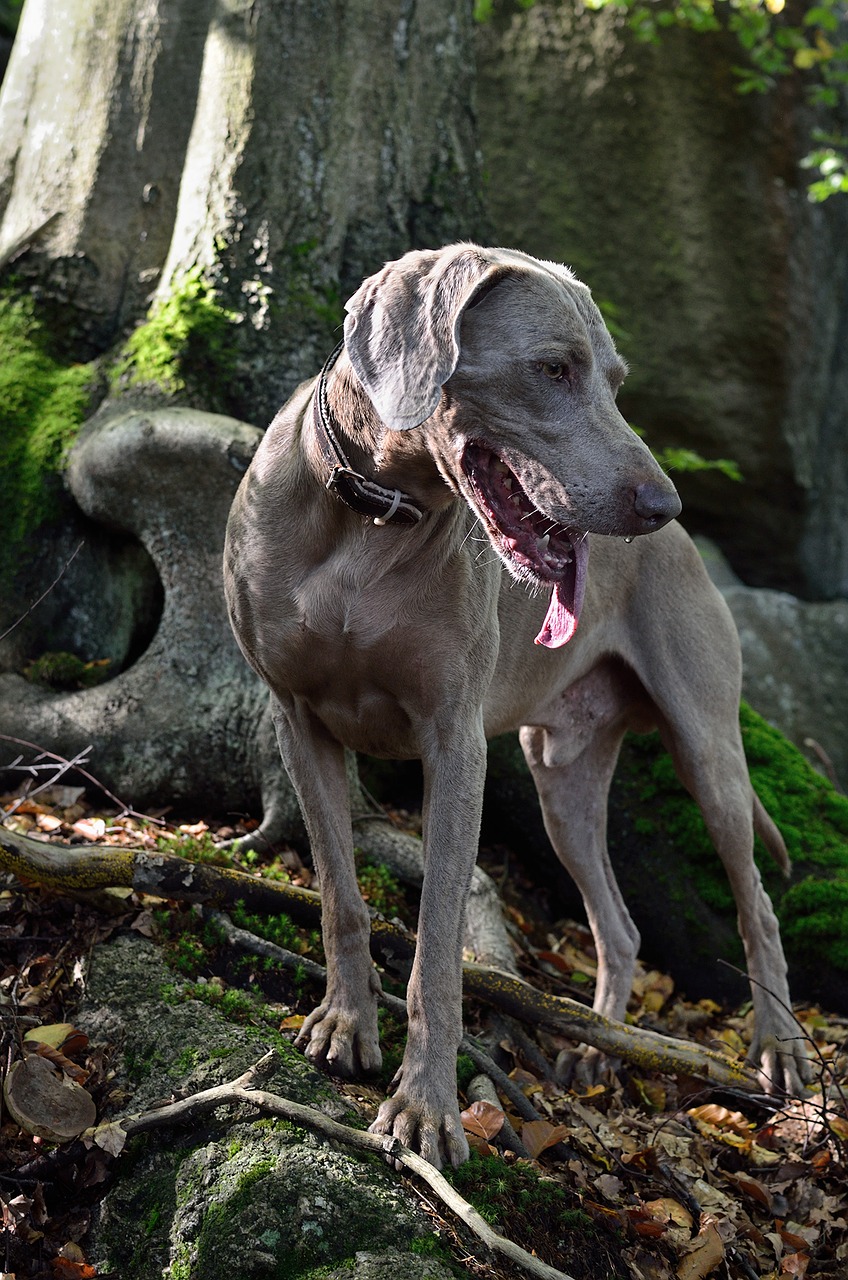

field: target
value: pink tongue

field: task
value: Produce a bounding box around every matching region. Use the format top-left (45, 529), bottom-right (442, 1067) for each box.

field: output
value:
top-left (534, 584), bottom-right (578, 649)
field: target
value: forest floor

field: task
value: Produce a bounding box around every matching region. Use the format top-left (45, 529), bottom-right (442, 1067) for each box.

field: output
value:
top-left (1, 784), bottom-right (847, 1280)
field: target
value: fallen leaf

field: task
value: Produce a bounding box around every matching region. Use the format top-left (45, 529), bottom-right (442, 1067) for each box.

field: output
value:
top-left (642, 1198), bottom-right (693, 1231)
top-left (687, 1104), bottom-right (753, 1137)
top-left (50, 1261), bottom-right (96, 1280)
top-left (23, 1024), bottom-right (87, 1056)
top-left (27, 1043), bottom-right (89, 1086)
top-left (460, 1100), bottom-right (506, 1141)
top-left (92, 1120), bottom-right (127, 1157)
top-left (780, 1252), bottom-right (810, 1278)
top-left (520, 1119), bottom-right (571, 1158)
top-left (71, 818), bottom-right (105, 841)
top-left (3, 1055), bottom-right (96, 1141)
top-left (676, 1214), bottom-right (724, 1280)
top-left (279, 1015), bottom-right (305, 1031)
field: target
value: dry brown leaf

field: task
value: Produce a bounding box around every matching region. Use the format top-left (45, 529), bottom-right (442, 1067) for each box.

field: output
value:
top-left (460, 1100), bottom-right (506, 1141)
top-left (520, 1118), bottom-right (571, 1158)
top-left (27, 1043), bottom-right (89, 1085)
top-left (687, 1104), bottom-right (753, 1137)
top-left (780, 1252), bottom-right (810, 1278)
top-left (91, 1120), bottom-right (127, 1157)
top-left (3, 1055), bottom-right (96, 1141)
top-left (676, 1214), bottom-right (724, 1280)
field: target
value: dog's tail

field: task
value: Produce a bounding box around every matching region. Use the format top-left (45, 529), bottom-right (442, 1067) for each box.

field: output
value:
top-left (753, 791), bottom-right (791, 878)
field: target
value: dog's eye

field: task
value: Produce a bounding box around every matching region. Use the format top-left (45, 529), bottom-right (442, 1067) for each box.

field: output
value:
top-left (538, 361), bottom-right (568, 383)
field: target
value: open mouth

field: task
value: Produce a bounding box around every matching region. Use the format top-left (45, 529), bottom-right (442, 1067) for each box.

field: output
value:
top-left (461, 441), bottom-right (588, 649)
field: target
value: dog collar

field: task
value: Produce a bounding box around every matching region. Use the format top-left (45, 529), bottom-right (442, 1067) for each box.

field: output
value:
top-left (312, 341), bottom-right (424, 526)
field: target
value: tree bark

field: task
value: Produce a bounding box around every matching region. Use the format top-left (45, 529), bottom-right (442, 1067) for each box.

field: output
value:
top-left (0, 0), bottom-right (483, 419)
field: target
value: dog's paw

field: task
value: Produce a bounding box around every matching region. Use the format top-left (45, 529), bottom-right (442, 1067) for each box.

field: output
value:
top-left (750, 1022), bottom-right (814, 1097)
top-left (369, 1091), bottom-right (470, 1170)
top-left (295, 1002), bottom-right (382, 1078)
top-left (555, 1044), bottom-right (619, 1088)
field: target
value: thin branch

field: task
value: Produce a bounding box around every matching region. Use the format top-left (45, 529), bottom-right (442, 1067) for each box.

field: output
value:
top-left (0, 736), bottom-right (162, 824)
top-left (0, 539), bottom-right (85, 643)
top-left (106, 1050), bottom-right (576, 1280)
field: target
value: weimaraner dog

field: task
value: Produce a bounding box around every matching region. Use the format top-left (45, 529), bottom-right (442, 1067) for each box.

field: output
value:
top-left (224, 243), bottom-right (808, 1168)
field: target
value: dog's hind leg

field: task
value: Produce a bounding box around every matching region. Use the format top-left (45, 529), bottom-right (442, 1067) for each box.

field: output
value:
top-left (655, 713), bottom-right (810, 1094)
top-left (268, 694), bottom-right (383, 1078)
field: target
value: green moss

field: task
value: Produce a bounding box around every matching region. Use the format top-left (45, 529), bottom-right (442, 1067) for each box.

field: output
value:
top-left (447, 1152), bottom-right (623, 1276)
top-left (111, 268), bottom-right (240, 402)
top-left (622, 702), bottom-right (848, 975)
top-left (0, 292), bottom-right (96, 582)
top-left (22, 650), bottom-right (111, 689)
top-left (354, 857), bottom-right (405, 916)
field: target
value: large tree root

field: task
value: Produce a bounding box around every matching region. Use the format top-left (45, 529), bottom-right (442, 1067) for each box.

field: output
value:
top-left (0, 825), bottom-right (759, 1089)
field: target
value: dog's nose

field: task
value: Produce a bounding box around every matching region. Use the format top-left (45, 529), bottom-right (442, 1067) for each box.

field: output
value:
top-left (633, 480), bottom-right (682, 530)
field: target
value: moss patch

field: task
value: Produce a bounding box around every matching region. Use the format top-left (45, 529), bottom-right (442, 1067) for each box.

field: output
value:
top-left (447, 1152), bottom-right (627, 1278)
top-left (110, 269), bottom-right (240, 407)
top-left (618, 703), bottom-right (848, 981)
top-left (0, 292), bottom-right (96, 583)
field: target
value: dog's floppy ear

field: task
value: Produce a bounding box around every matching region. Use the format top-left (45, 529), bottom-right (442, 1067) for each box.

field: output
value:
top-left (343, 245), bottom-right (507, 430)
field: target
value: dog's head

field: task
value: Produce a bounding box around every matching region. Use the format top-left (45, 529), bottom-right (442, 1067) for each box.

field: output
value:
top-left (344, 243), bottom-right (680, 647)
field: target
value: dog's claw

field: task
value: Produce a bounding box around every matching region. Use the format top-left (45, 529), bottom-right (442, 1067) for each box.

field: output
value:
top-left (370, 1091), bottom-right (469, 1171)
top-left (295, 1001), bottom-right (382, 1078)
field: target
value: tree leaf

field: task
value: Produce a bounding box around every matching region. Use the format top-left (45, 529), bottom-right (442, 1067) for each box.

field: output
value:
top-left (460, 1100), bottom-right (505, 1141)
top-left (520, 1119), bottom-right (570, 1158)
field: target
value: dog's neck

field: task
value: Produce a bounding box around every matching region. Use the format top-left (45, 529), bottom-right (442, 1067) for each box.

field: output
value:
top-left (315, 354), bottom-right (460, 517)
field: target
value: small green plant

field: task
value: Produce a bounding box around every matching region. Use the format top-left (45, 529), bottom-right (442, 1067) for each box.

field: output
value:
top-left (355, 858), bottom-right (405, 915)
top-left (230, 900), bottom-right (322, 958)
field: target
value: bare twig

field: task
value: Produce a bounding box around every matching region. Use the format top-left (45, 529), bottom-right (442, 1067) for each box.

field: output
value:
top-left (107, 1050), bottom-right (576, 1280)
top-left (0, 539), bottom-right (85, 643)
top-left (0, 735), bottom-right (161, 824)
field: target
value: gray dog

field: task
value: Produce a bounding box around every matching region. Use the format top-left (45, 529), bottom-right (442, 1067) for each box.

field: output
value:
top-left (224, 243), bottom-right (808, 1168)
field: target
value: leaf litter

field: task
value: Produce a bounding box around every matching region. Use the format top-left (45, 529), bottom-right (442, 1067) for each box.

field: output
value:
top-left (0, 787), bottom-right (847, 1279)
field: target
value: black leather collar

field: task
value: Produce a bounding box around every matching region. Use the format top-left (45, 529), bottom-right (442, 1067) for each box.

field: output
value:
top-left (312, 341), bottom-right (424, 526)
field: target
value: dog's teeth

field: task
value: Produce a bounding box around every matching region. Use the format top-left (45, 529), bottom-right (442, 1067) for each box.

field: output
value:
top-left (510, 494), bottom-right (522, 507)
top-left (536, 534), bottom-right (550, 552)
top-left (494, 460), bottom-right (510, 475)
top-left (503, 476), bottom-right (513, 491)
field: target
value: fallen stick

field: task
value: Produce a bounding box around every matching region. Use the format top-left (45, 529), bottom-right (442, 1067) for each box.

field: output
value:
top-left (1, 826), bottom-right (759, 1088)
top-left (103, 1050), bottom-right (576, 1280)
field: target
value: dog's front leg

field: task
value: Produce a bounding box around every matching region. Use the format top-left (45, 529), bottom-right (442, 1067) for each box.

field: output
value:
top-left (370, 718), bottom-right (488, 1169)
top-left (269, 695), bottom-right (383, 1077)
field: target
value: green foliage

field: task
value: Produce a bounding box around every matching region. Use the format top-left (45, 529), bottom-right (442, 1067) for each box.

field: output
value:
top-left (354, 857), bottom-right (405, 915)
top-left (653, 446), bottom-right (743, 483)
top-left (230, 900), bottom-right (321, 958)
top-left (111, 269), bottom-right (240, 399)
top-left (0, 293), bottom-right (96, 582)
top-left (623, 702), bottom-right (848, 972)
top-left (456, 1053), bottom-right (478, 1093)
top-left (0, 0), bottom-right (23, 37)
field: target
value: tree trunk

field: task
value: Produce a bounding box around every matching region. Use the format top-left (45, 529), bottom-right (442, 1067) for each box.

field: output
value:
top-left (0, 0), bottom-right (483, 419)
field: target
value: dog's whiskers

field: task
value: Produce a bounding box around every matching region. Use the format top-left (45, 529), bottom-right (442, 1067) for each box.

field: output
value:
top-left (459, 516), bottom-right (484, 552)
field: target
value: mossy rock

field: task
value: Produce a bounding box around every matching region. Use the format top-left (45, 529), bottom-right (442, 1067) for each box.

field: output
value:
top-left (81, 935), bottom-right (457, 1280)
top-left (484, 704), bottom-right (848, 1011)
